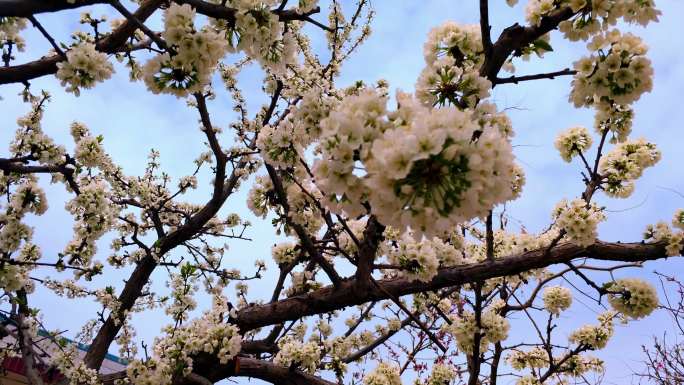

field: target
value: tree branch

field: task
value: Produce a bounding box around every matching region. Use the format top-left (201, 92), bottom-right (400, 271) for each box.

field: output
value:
top-left (495, 68), bottom-right (577, 84)
top-left (0, 0), bottom-right (164, 85)
top-left (0, 0), bottom-right (106, 17)
top-left (480, 6), bottom-right (577, 81)
top-left (479, 0), bottom-right (492, 55)
top-left (235, 240), bottom-right (671, 331)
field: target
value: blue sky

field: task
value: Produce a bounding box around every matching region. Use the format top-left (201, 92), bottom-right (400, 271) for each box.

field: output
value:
top-left (2, 1), bottom-right (684, 384)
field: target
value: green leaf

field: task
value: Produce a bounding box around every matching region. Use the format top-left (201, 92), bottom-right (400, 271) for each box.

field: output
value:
top-left (180, 262), bottom-right (196, 277)
top-left (533, 39), bottom-right (554, 52)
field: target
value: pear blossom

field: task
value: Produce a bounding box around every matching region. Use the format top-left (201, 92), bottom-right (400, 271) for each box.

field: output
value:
top-left (56, 42), bottom-right (114, 96)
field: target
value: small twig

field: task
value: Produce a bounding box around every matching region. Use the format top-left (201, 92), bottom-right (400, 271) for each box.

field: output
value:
top-left (27, 15), bottom-right (65, 57)
top-left (109, 0), bottom-right (168, 51)
top-left (495, 68), bottom-right (577, 84)
top-left (370, 278), bottom-right (448, 353)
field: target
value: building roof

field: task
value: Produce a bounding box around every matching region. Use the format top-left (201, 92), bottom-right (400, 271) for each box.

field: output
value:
top-left (1, 312), bottom-right (127, 379)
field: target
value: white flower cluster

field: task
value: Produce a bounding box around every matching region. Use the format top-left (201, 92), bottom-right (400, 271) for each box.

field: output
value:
top-left (554, 126), bottom-right (593, 162)
top-left (95, 286), bottom-right (122, 317)
top-left (472, 101), bottom-right (515, 137)
top-left (257, 91), bottom-right (335, 168)
top-left (314, 90), bottom-right (519, 236)
top-left (363, 362), bottom-right (402, 385)
top-left (674, 209), bottom-right (684, 231)
top-left (271, 242), bottom-right (298, 265)
top-left (256, 122), bottom-right (304, 168)
top-left (516, 376), bottom-right (542, 385)
top-left (285, 270), bottom-right (321, 297)
top-left (598, 138), bottom-right (660, 198)
top-left (418, 22), bottom-right (490, 108)
top-left (286, 179), bottom-right (325, 234)
top-left (338, 217), bottom-right (367, 255)
top-left (10, 98), bottom-right (66, 166)
top-left (0, 243), bottom-right (39, 294)
top-left (542, 286), bottom-right (573, 315)
top-left (424, 363), bottom-right (457, 385)
top-left (508, 347), bottom-right (548, 370)
top-left (296, 0), bottom-right (319, 13)
top-left (56, 42), bottom-right (114, 96)
top-left (386, 234), bottom-right (438, 283)
top-left (512, 352), bottom-right (603, 383)
top-left (0, 263), bottom-right (28, 293)
top-left (63, 178), bottom-right (119, 268)
top-left (423, 22), bottom-right (483, 67)
top-left (71, 122), bottom-right (109, 168)
top-left (247, 175), bottom-right (273, 218)
top-left (8, 181), bottom-right (48, 217)
top-left (525, 0), bottom-right (584, 27)
top-left (568, 311), bottom-right (615, 349)
top-left (1, 118), bottom-right (53, 293)
top-left (526, 0), bottom-right (659, 41)
top-left (313, 88), bottom-right (388, 216)
top-left (594, 103), bottom-right (633, 143)
top-left (52, 347), bottom-right (100, 385)
top-left (443, 310), bottom-right (509, 353)
top-left (247, 173), bottom-right (324, 235)
top-left (274, 338), bottom-right (321, 373)
top-left (256, 91), bottom-right (334, 168)
top-left (552, 198), bottom-right (605, 247)
top-left (165, 267), bottom-right (198, 322)
top-left (558, 354), bottom-right (605, 377)
top-left (383, 232), bottom-right (465, 282)
top-left (607, 278), bottom-right (658, 319)
top-left (216, 0), bottom-right (297, 73)
top-left (570, 30), bottom-right (653, 109)
top-left (0, 17), bottom-right (27, 51)
top-left (127, 295), bottom-right (241, 384)
top-left (416, 56), bottom-right (491, 108)
top-left (644, 221), bottom-right (683, 257)
top-left (288, 89), bottom-right (334, 142)
top-left (143, 4), bottom-right (227, 97)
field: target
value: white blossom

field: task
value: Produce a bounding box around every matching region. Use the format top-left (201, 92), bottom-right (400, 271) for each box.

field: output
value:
top-left (552, 198), bottom-right (605, 247)
top-left (443, 310), bottom-right (510, 353)
top-left (542, 285), bottom-right (573, 315)
top-left (599, 138), bottom-right (660, 198)
top-left (569, 311), bottom-right (615, 349)
top-left (143, 4), bottom-right (227, 97)
top-left (570, 31), bottom-right (653, 109)
top-left (363, 362), bottom-right (402, 385)
top-left (56, 42), bottom-right (114, 96)
top-left (607, 278), bottom-right (658, 319)
top-left (274, 338), bottom-right (321, 373)
top-left (554, 126), bottom-right (593, 162)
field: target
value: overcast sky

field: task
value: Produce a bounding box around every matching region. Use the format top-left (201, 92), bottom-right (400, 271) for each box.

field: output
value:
top-left (2, 1), bottom-right (684, 384)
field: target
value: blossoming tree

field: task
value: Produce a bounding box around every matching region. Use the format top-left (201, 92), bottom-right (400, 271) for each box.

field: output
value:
top-left (0, 0), bottom-right (681, 384)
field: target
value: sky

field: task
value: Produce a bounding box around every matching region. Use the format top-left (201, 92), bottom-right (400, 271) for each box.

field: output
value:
top-left (2, 0), bottom-right (684, 384)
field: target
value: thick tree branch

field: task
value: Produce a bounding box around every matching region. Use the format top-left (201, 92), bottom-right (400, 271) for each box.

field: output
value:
top-left (353, 216), bottom-right (384, 291)
top-left (235, 240), bottom-right (671, 331)
top-left (83, 94), bottom-right (242, 370)
top-left (211, 357), bottom-right (337, 385)
top-left (101, 356), bottom-right (336, 385)
top-left (0, 0), bottom-right (106, 17)
top-left (479, 0), bottom-right (492, 55)
top-left (0, 0), bottom-right (324, 85)
top-left (0, 0), bottom-right (163, 85)
top-left (109, 0), bottom-right (168, 51)
top-left (480, 6), bottom-right (577, 81)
